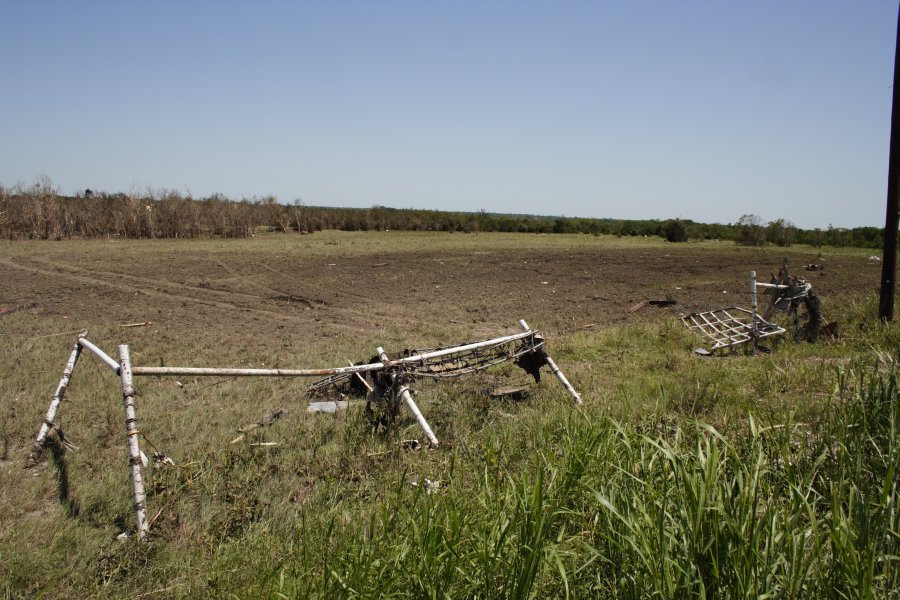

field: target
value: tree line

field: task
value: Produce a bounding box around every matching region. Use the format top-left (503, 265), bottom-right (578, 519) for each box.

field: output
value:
top-left (0, 179), bottom-right (889, 249)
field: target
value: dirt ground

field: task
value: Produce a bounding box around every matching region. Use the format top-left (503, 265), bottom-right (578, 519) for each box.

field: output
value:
top-left (0, 233), bottom-right (886, 360)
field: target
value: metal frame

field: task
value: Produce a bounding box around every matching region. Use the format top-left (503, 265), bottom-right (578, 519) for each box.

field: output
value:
top-left (682, 270), bottom-right (789, 353)
top-left (681, 306), bottom-right (785, 351)
top-left (29, 320), bottom-right (580, 540)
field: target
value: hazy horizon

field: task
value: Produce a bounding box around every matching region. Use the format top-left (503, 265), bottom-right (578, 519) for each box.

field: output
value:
top-left (2, 2), bottom-right (897, 230)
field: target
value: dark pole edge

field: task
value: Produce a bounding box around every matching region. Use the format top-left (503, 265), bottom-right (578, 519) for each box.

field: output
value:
top-left (879, 3), bottom-right (900, 321)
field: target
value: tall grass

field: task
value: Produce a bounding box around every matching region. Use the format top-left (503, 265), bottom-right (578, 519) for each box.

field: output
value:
top-left (585, 365), bottom-right (897, 597)
top-left (129, 365), bottom-right (894, 599)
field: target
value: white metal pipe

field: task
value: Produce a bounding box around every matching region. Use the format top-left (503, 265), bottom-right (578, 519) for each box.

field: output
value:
top-left (750, 271), bottom-right (759, 355)
top-left (130, 330), bottom-right (536, 378)
top-left (78, 338), bottom-right (120, 373)
top-left (118, 345), bottom-right (149, 540)
top-left (31, 331), bottom-right (86, 461)
top-left (394, 331), bottom-right (533, 364)
top-left (376, 346), bottom-right (440, 448)
top-left (398, 385), bottom-right (439, 447)
top-left (519, 320), bottom-right (582, 405)
top-left (753, 282), bottom-right (791, 289)
top-left (132, 365), bottom-right (382, 377)
top-left (544, 355), bottom-right (582, 405)
top-left (750, 271), bottom-right (758, 316)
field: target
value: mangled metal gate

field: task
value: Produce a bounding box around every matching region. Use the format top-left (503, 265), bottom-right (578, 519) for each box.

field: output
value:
top-left (682, 265), bottom-right (822, 354)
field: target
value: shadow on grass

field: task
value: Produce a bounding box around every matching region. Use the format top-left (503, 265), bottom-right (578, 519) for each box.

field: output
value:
top-left (47, 430), bottom-right (79, 518)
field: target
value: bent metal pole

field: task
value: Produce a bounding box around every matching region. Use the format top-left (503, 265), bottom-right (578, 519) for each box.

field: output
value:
top-left (30, 330), bottom-right (87, 463)
top-left (129, 330), bottom-right (536, 378)
top-left (519, 320), bottom-right (582, 405)
top-left (376, 346), bottom-right (440, 447)
top-left (78, 337), bottom-right (121, 373)
top-left (118, 345), bottom-right (149, 540)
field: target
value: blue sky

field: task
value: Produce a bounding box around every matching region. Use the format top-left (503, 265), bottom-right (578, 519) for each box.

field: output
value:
top-left (1, 1), bottom-right (896, 229)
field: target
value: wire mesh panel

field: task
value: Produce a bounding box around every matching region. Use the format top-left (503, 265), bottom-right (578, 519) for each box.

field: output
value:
top-left (681, 306), bottom-right (785, 351)
top-left (405, 333), bottom-right (544, 379)
top-left (306, 332), bottom-right (545, 398)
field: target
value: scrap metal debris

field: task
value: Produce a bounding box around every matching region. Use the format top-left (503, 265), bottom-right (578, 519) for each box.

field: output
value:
top-left (0, 303), bottom-right (37, 317)
top-left (229, 408), bottom-right (286, 444)
top-left (763, 262), bottom-right (823, 342)
top-left (630, 298), bottom-right (677, 313)
top-left (409, 474), bottom-right (442, 494)
top-left (304, 323), bottom-right (580, 445)
top-left (307, 329), bottom-right (551, 396)
top-left (488, 385), bottom-right (531, 400)
top-left (681, 262), bottom-right (825, 353)
top-left (31, 321), bottom-right (581, 542)
top-left (307, 400), bottom-right (352, 414)
top-left (682, 307), bottom-right (785, 352)
top-left (400, 439), bottom-right (422, 451)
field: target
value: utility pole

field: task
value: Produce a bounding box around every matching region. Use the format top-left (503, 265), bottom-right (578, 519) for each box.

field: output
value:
top-left (880, 4), bottom-right (900, 321)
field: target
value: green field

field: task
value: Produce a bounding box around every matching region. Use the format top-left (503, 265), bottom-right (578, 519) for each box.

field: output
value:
top-left (0, 232), bottom-right (897, 598)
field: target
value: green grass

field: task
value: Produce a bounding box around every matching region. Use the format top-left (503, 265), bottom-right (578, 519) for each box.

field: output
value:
top-left (1, 234), bottom-right (897, 598)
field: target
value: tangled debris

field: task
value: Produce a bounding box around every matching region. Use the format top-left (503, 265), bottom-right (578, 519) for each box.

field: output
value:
top-left (29, 320), bottom-right (580, 541)
top-left (305, 325), bottom-right (576, 438)
top-left (763, 261), bottom-right (823, 342)
top-left (681, 263), bottom-right (825, 354)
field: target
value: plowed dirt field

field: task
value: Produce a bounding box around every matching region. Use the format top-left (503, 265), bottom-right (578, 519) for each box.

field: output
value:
top-left (0, 232), bottom-right (884, 359)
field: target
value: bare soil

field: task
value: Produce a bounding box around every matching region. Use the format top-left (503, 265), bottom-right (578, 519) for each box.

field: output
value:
top-left (0, 234), bottom-right (884, 359)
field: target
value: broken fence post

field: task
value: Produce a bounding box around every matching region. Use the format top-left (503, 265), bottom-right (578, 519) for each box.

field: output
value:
top-left (30, 330), bottom-right (87, 464)
top-left (750, 271), bottom-right (759, 355)
top-left (518, 319), bottom-right (582, 405)
top-left (376, 346), bottom-right (440, 447)
top-left (118, 344), bottom-right (149, 540)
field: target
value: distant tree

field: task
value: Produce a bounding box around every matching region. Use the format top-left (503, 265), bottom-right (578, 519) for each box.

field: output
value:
top-left (260, 195), bottom-right (289, 232)
top-left (825, 224), bottom-right (851, 247)
top-left (809, 228), bottom-right (824, 248)
top-left (290, 198), bottom-right (307, 232)
top-left (663, 219), bottom-right (688, 242)
top-left (766, 218), bottom-right (796, 247)
top-left (736, 214), bottom-right (766, 246)
top-left (849, 226), bottom-right (882, 249)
